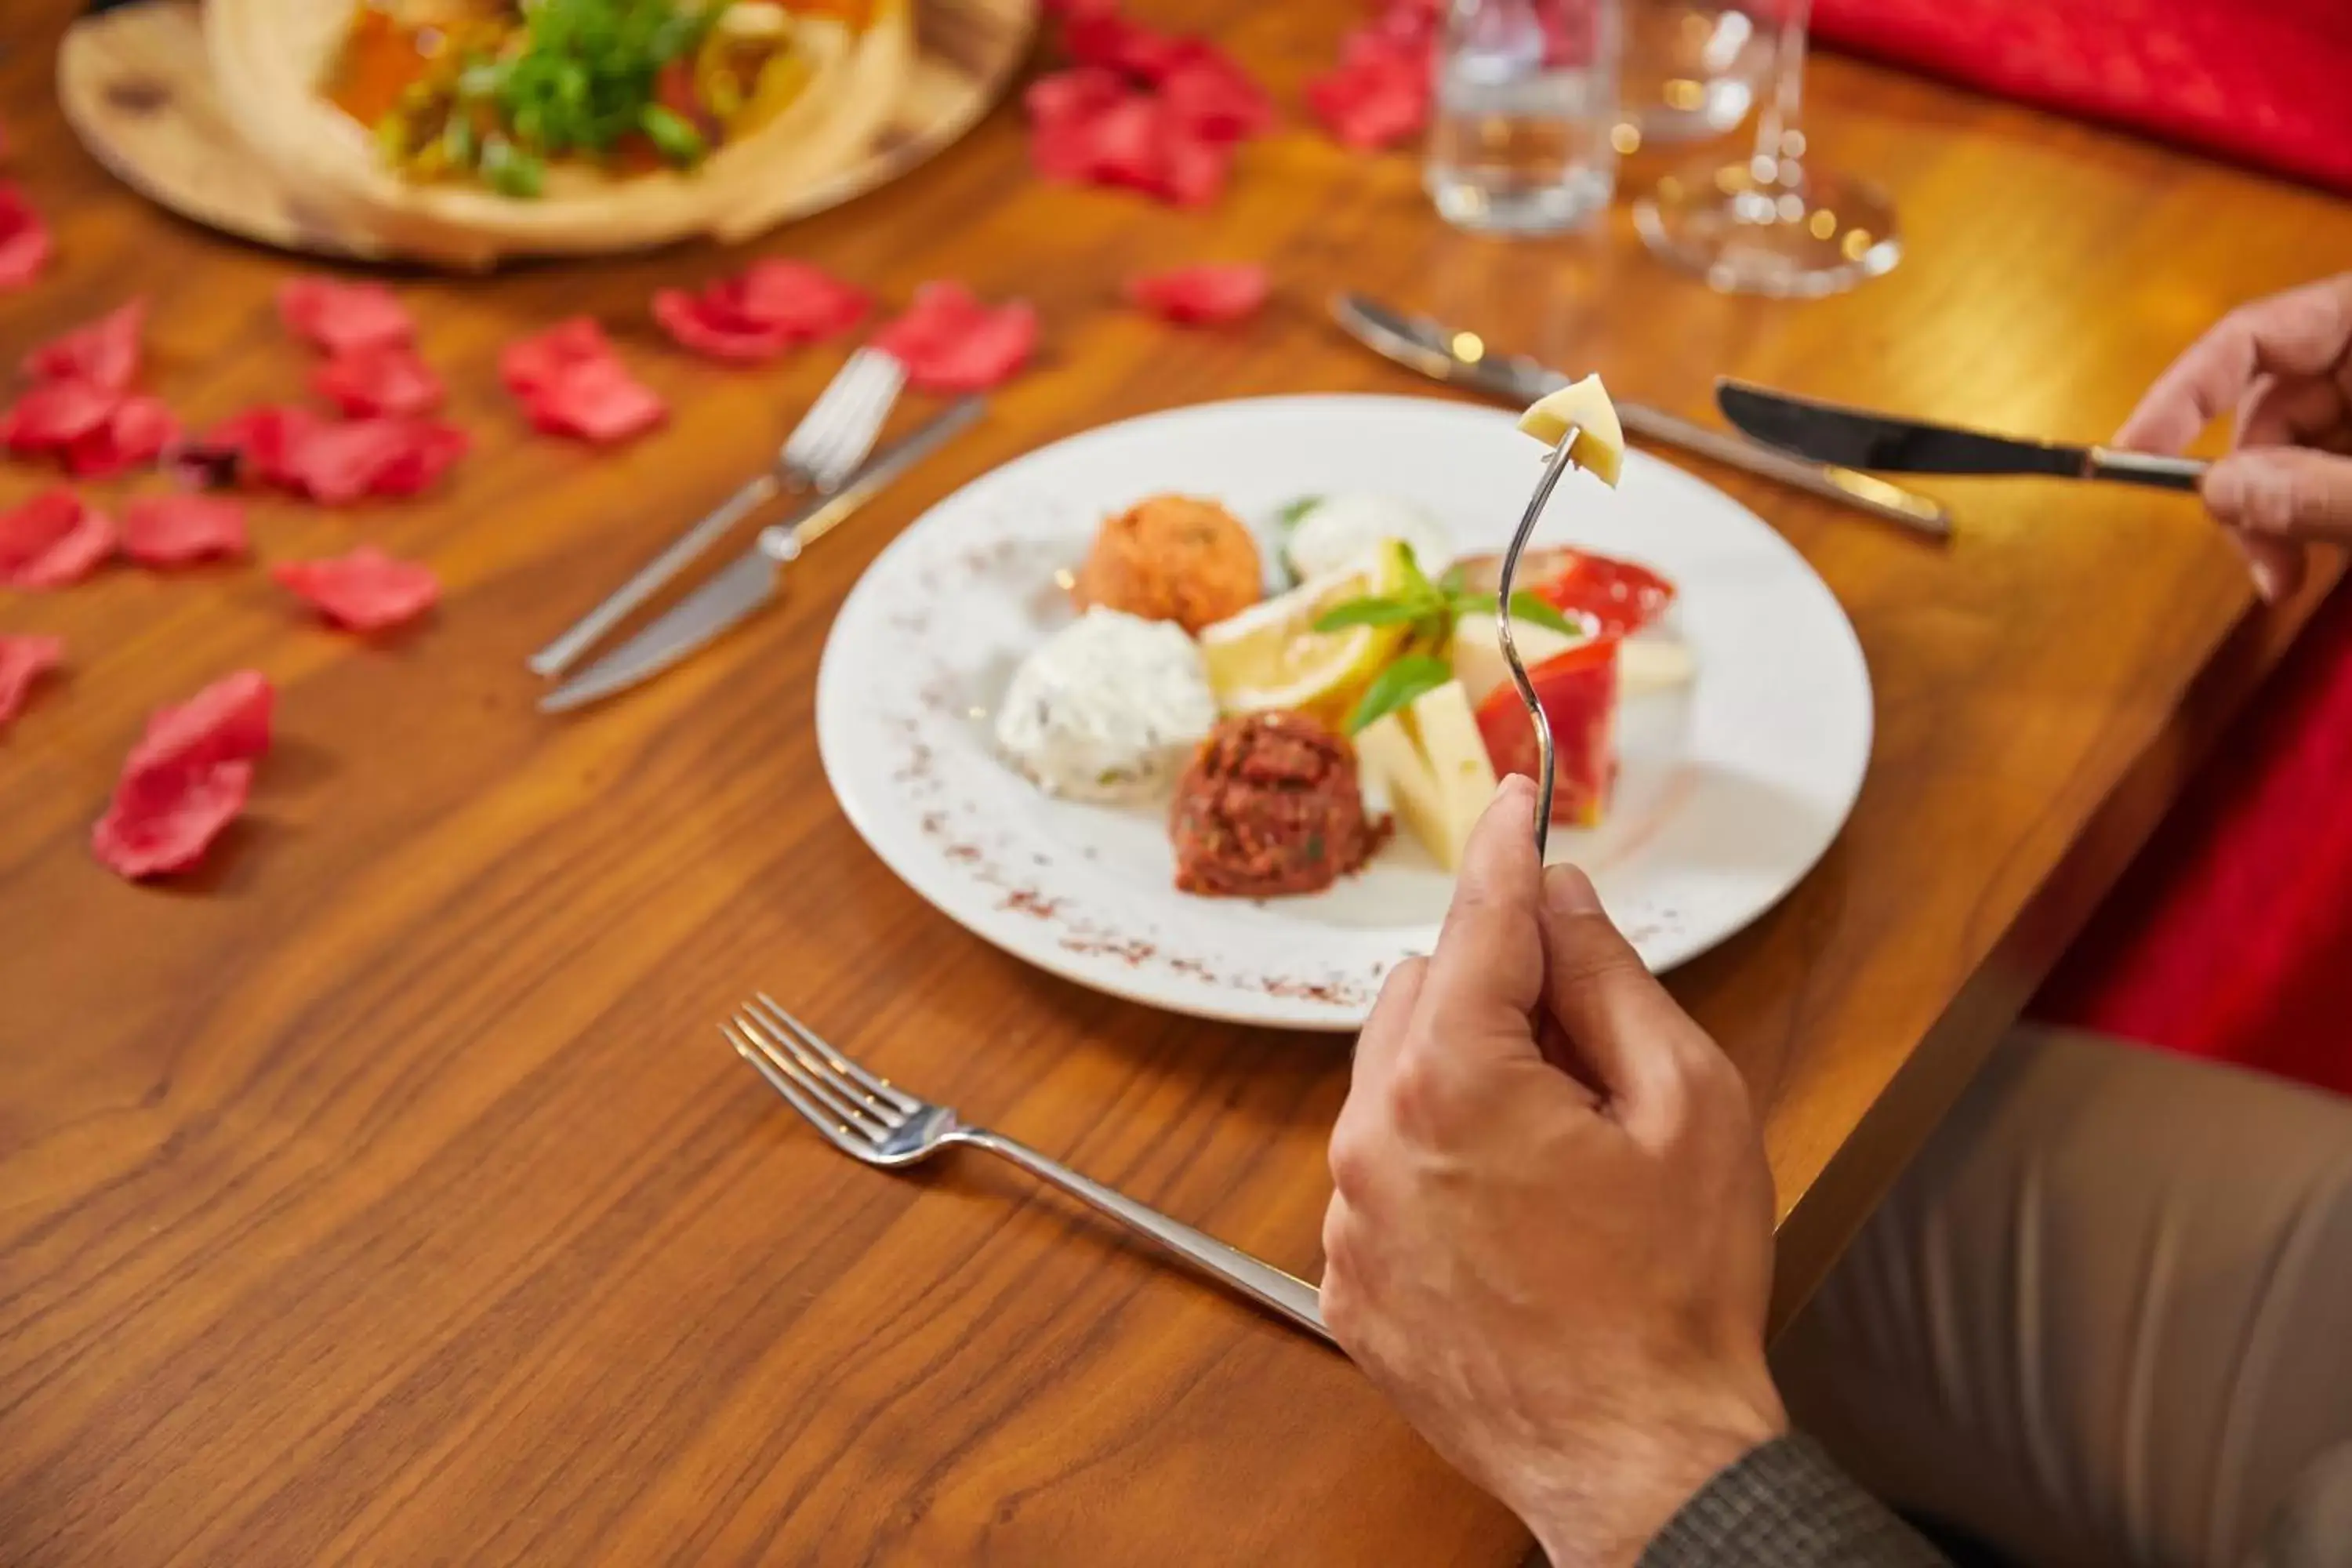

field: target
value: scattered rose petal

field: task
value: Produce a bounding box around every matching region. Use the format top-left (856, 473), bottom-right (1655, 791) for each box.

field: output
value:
top-left (1307, 29), bottom-right (1432, 150)
top-left (125, 668), bottom-right (274, 777)
top-left (1, 378), bottom-right (120, 451)
top-left (274, 546), bottom-right (441, 632)
top-left (283, 416), bottom-right (469, 503)
top-left (92, 670), bottom-right (273, 880)
top-left (0, 633), bottom-right (64, 729)
top-left (1127, 263), bottom-right (1271, 325)
top-left (872, 282), bottom-right (1038, 393)
top-left (313, 343), bottom-right (445, 417)
top-left (520, 354), bottom-right (667, 444)
top-left (0, 183), bottom-right (50, 290)
top-left (503, 318), bottom-right (666, 443)
top-left (0, 490), bottom-right (114, 589)
top-left (278, 277), bottom-right (414, 355)
top-left (92, 759), bottom-right (256, 880)
top-left (1026, 74), bottom-right (1234, 205)
top-left (66, 395), bottom-right (180, 480)
top-left (1158, 42), bottom-right (1276, 142)
top-left (197, 405), bottom-right (325, 490)
top-left (25, 299), bottom-right (146, 392)
top-left (500, 318), bottom-right (612, 398)
top-left (652, 260), bottom-right (870, 363)
top-left (120, 494), bottom-right (248, 567)
top-left (1063, 12), bottom-right (1185, 80)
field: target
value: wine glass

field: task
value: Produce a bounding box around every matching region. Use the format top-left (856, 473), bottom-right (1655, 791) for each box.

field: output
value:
top-left (1632, 0), bottom-right (1899, 297)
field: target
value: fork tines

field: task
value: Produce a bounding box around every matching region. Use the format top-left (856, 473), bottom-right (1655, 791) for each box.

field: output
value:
top-left (726, 995), bottom-right (919, 1152)
top-left (784, 349), bottom-right (906, 492)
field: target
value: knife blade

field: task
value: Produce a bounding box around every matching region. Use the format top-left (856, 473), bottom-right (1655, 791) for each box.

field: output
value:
top-left (1330, 293), bottom-right (1951, 537)
top-left (1715, 379), bottom-right (2209, 491)
top-left (540, 396), bottom-right (986, 715)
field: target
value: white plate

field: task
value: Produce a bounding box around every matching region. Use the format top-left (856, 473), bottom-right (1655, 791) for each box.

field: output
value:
top-left (816, 395), bottom-right (1871, 1031)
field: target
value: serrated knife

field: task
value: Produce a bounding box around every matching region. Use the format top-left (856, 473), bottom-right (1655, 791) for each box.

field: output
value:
top-left (541, 397), bottom-right (985, 715)
top-left (1330, 292), bottom-right (1951, 537)
top-left (1715, 379), bottom-right (2209, 490)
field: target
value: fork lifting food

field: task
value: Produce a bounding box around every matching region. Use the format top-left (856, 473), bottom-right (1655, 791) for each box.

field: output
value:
top-left (1501, 376), bottom-right (1628, 860)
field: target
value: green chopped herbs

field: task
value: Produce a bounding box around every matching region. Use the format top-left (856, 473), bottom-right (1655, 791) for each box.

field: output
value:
top-left (1320, 557), bottom-right (1592, 731)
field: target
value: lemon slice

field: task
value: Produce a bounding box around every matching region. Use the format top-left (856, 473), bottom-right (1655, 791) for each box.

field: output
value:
top-left (1200, 540), bottom-right (1414, 723)
top-left (1518, 374), bottom-right (1625, 488)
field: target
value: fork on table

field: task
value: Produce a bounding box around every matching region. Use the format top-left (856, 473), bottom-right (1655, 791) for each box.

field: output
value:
top-left (727, 994), bottom-right (1334, 1345)
top-left (528, 347), bottom-right (907, 677)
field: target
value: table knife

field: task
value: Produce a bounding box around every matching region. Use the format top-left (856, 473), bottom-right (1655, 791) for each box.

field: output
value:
top-left (1330, 292), bottom-right (1951, 538)
top-left (1716, 380), bottom-right (2209, 491)
top-left (541, 397), bottom-right (985, 715)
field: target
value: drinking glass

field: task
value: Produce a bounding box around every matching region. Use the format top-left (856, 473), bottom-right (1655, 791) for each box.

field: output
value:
top-left (1632, 0), bottom-right (1899, 296)
top-left (1425, 0), bottom-right (1622, 236)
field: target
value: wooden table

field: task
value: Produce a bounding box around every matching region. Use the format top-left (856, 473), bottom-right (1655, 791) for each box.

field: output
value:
top-left (5, 0), bottom-right (2349, 1559)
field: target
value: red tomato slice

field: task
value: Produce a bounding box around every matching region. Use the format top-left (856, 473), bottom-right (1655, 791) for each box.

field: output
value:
top-left (1472, 637), bottom-right (1619, 827)
top-left (1455, 545), bottom-right (1675, 639)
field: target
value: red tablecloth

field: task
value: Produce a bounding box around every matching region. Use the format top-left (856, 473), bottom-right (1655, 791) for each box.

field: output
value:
top-left (2032, 584), bottom-right (2352, 1098)
top-left (1813, 0), bottom-right (2352, 195)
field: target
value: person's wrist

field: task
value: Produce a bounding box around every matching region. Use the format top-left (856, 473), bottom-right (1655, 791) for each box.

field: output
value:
top-left (1520, 1377), bottom-right (1789, 1567)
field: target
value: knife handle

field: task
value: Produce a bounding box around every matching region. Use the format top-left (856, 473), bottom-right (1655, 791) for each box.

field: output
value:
top-left (1618, 402), bottom-right (1952, 537)
top-left (2086, 447), bottom-right (2209, 492)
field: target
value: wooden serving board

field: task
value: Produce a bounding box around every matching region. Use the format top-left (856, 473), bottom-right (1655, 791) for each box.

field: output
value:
top-left (58, 0), bottom-right (1036, 266)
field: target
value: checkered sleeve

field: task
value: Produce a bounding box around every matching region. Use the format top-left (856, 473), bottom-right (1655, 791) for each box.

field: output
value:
top-left (1639, 1436), bottom-right (1950, 1567)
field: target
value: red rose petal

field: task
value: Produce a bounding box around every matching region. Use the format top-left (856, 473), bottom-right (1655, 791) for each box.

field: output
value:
top-left (0, 490), bottom-right (114, 589)
top-left (1, 377), bottom-right (119, 451)
top-left (1063, 13), bottom-right (1184, 81)
top-left (0, 633), bottom-right (64, 729)
top-left (91, 759), bottom-right (255, 880)
top-left (278, 277), bottom-right (415, 355)
top-left (66, 395), bottom-right (180, 480)
top-left (1307, 31), bottom-right (1431, 150)
top-left (367, 419), bottom-right (471, 496)
top-left (201, 405), bottom-right (325, 490)
top-left (653, 260), bottom-right (870, 364)
top-left (313, 343), bottom-right (445, 417)
top-left (501, 318), bottom-right (612, 397)
top-left (1127, 263), bottom-right (1272, 325)
top-left (1158, 42), bottom-right (1276, 142)
top-left (126, 668), bottom-right (274, 776)
top-left (522, 354), bottom-right (668, 445)
top-left (25, 299), bottom-right (146, 392)
top-left (0, 183), bottom-right (51, 290)
top-left (274, 546), bottom-right (441, 632)
top-left (120, 494), bottom-right (248, 568)
top-left (872, 282), bottom-right (1038, 394)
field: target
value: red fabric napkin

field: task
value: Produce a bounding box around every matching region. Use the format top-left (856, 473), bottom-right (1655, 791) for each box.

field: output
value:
top-left (2033, 583), bottom-right (2352, 1098)
top-left (1813, 0), bottom-right (2352, 194)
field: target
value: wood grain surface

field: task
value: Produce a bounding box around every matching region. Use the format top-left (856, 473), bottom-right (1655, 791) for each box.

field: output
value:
top-left (57, 0), bottom-right (1036, 264)
top-left (5, 0), bottom-right (2350, 1562)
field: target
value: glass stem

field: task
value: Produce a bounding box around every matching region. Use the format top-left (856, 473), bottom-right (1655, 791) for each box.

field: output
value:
top-left (1748, 0), bottom-right (1812, 187)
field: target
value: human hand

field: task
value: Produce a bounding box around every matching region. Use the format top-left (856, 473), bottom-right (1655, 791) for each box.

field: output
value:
top-left (1320, 777), bottom-right (1786, 1567)
top-left (2115, 272), bottom-right (2352, 601)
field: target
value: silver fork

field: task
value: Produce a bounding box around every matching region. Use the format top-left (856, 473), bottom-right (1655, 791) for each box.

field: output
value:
top-left (726, 994), bottom-right (1334, 1345)
top-left (528, 347), bottom-right (908, 677)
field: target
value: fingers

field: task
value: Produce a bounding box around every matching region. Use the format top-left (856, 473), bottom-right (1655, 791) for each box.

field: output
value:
top-left (2236, 372), bottom-right (2351, 454)
top-left (2225, 527), bottom-right (2307, 604)
top-left (2207, 446), bottom-right (2352, 543)
top-left (2114, 274), bottom-right (2352, 454)
top-left (1348, 956), bottom-right (1425, 1099)
top-left (1411, 777), bottom-right (1548, 1058)
top-left (1534, 864), bottom-right (1704, 1133)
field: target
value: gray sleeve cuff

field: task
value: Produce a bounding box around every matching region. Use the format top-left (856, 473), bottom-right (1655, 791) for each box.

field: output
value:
top-left (1638, 1436), bottom-right (1950, 1568)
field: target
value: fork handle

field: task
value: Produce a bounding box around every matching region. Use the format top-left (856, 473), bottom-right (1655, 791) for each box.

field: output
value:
top-left (964, 1130), bottom-right (1334, 1346)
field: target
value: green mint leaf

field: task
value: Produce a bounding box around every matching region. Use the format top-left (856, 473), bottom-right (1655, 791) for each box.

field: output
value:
top-left (1345, 655), bottom-right (1454, 734)
top-left (1275, 495), bottom-right (1323, 529)
top-left (1312, 596), bottom-right (1429, 632)
top-left (1508, 592), bottom-right (1584, 637)
top-left (1438, 564), bottom-right (1467, 595)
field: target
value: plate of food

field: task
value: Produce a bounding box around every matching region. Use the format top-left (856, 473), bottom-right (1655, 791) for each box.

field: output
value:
top-left (60, 0), bottom-right (1030, 267)
top-left (816, 393), bottom-right (1871, 1030)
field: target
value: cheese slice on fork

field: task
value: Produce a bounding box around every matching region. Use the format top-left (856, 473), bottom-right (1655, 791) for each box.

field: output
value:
top-left (1518, 375), bottom-right (1625, 488)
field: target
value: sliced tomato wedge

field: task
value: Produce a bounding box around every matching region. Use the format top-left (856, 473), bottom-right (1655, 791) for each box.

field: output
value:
top-left (1472, 637), bottom-right (1619, 827)
top-left (1455, 545), bottom-right (1675, 639)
